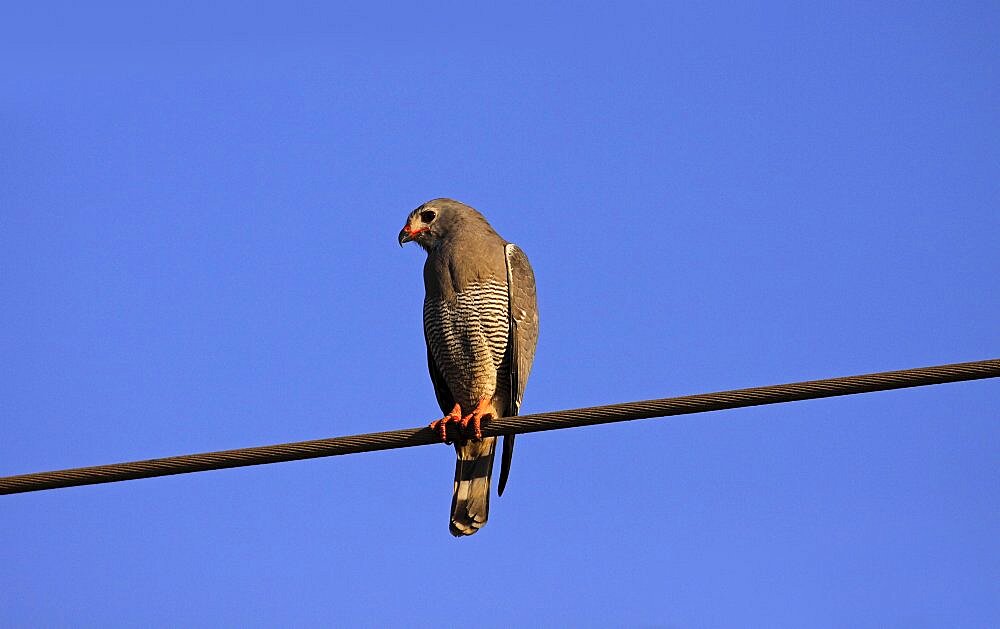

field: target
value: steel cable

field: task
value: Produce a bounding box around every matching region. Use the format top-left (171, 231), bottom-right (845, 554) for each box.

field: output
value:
top-left (2, 358), bottom-right (997, 495)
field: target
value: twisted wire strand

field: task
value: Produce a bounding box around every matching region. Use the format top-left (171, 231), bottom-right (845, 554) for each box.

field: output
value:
top-left (2, 358), bottom-right (997, 496)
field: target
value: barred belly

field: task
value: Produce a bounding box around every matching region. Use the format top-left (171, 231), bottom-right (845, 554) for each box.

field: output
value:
top-left (424, 280), bottom-right (510, 409)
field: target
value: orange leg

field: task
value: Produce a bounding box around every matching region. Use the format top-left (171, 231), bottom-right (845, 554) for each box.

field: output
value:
top-left (429, 403), bottom-right (463, 443)
top-left (459, 397), bottom-right (493, 440)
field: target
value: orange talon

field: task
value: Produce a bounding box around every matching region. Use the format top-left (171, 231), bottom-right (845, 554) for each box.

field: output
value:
top-left (429, 403), bottom-right (463, 443)
top-left (459, 397), bottom-right (493, 440)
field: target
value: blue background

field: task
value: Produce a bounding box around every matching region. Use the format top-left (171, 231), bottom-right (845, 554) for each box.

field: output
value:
top-left (2, 2), bottom-right (997, 627)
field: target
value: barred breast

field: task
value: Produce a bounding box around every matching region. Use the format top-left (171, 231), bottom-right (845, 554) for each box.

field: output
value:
top-left (423, 279), bottom-right (510, 409)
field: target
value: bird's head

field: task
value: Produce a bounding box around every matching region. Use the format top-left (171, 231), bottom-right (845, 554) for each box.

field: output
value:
top-left (398, 198), bottom-right (484, 250)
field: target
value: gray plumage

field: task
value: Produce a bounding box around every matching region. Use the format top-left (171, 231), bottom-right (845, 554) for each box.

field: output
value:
top-left (398, 198), bottom-right (539, 536)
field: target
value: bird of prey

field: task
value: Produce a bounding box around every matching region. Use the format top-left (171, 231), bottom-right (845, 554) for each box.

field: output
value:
top-left (398, 198), bottom-right (539, 536)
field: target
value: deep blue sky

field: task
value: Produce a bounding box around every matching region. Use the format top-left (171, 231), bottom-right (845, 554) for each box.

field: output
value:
top-left (2, 2), bottom-right (998, 627)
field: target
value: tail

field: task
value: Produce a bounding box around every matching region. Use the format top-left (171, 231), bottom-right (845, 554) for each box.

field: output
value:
top-left (449, 436), bottom-right (497, 536)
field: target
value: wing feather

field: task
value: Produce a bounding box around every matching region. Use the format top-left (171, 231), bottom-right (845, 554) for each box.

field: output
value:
top-left (498, 243), bottom-right (539, 495)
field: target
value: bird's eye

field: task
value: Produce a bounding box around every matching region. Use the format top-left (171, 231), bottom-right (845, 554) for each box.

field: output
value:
top-left (420, 210), bottom-right (436, 223)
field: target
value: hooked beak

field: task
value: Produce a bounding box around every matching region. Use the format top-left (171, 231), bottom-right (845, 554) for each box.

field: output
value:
top-left (398, 224), bottom-right (426, 246)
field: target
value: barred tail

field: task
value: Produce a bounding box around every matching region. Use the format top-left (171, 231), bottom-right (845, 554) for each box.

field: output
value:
top-left (449, 436), bottom-right (496, 536)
